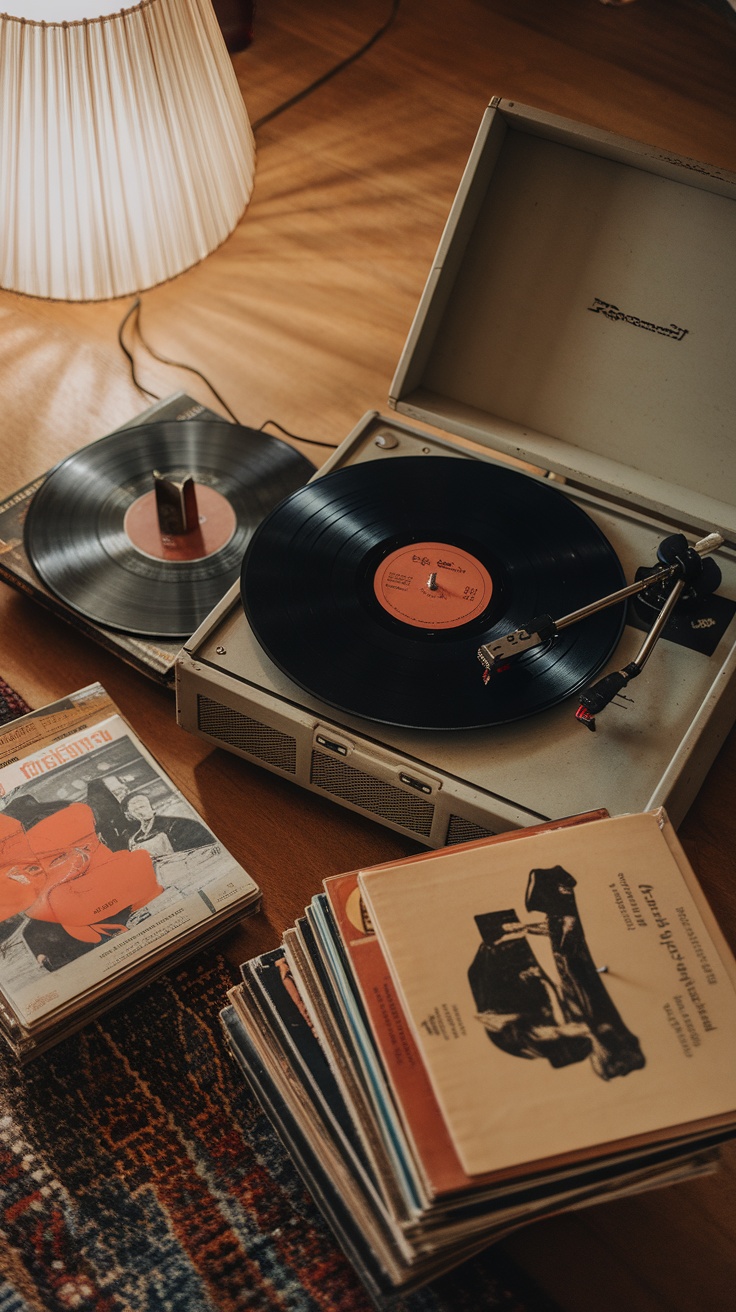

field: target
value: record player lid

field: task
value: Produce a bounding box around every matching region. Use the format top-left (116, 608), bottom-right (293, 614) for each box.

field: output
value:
top-left (390, 99), bottom-right (736, 544)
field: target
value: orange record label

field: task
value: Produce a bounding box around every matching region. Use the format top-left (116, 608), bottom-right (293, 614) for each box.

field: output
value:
top-left (373, 542), bottom-right (493, 629)
top-left (123, 484), bottom-right (237, 562)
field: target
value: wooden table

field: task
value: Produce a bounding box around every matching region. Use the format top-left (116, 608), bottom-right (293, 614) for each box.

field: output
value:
top-left (1, 2), bottom-right (735, 1307)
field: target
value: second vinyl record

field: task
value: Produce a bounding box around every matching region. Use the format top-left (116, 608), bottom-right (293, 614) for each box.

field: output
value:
top-left (25, 420), bottom-right (315, 638)
top-left (241, 457), bottom-right (627, 730)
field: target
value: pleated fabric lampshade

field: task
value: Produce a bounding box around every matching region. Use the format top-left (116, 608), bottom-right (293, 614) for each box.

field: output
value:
top-left (0, 0), bottom-right (256, 301)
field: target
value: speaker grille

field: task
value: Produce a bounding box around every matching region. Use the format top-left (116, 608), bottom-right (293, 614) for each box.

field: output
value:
top-left (197, 696), bottom-right (297, 773)
top-left (311, 750), bottom-right (434, 836)
top-left (446, 814), bottom-right (496, 845)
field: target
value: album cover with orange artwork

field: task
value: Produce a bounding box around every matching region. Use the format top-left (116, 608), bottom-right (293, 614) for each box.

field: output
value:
top-left (0, 683), bottom-right (260, 1060)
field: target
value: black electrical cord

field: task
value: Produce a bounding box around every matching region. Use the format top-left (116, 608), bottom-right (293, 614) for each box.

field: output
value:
top-left (258, 418), bottom-right (337, 449)
top-left (119, 297), bottom-right (241, 422)
top-left (117, 299), bottom-right (160, 403)
top-left (250, 1), bottom-right (401, 133)
top-left (117, 298), bottom-right (339, 447)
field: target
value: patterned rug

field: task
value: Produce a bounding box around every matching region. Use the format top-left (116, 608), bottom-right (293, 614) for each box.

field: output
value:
top-left (0, 677), bottom-right (30, 728)
top-left (0, 684), bottom-right (558, 1312)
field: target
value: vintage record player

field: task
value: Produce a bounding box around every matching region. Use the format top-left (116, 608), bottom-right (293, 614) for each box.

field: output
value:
top-left (175, 99), bottom-right (736, 847)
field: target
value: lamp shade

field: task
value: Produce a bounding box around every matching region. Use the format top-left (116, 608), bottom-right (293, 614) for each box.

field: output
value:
top-left (0, 0), bottom-right (256, 300)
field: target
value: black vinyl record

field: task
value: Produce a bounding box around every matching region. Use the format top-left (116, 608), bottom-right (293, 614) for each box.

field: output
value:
top-left (25, 421), bottom-right (315, 638)
top-left (241, 457), bottom-right (627, 730)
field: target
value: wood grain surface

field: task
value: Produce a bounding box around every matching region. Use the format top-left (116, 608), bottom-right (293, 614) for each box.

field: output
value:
top-left (1, 2), bottom-right (735, 1306)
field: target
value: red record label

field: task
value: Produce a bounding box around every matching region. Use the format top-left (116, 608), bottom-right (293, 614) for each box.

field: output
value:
top-left (373, 541), bottom-right (493, 629)
top-left (123, 485), bottom-right (237, 562)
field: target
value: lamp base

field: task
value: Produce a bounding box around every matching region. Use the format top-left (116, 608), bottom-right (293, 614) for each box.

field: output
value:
top-left (214, 0), bottom-right (255, 51)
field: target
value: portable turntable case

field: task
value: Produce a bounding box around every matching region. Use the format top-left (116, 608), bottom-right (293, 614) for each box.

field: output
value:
top-left (176, 98), bottom-right (736, 846)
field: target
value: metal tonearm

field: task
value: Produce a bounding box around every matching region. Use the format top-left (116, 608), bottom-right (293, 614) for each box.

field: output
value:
top-left (477, 532), bottom-right (723, 682)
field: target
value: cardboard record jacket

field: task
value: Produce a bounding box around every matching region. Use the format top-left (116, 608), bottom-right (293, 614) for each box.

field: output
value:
top-left (24, 421), bottom-right (315, 638)
top-left (241, 457), bottom-right (627, 730)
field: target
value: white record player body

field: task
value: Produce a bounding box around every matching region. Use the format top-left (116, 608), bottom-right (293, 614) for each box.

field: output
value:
top-left (177, 100), bottom-right (736, 845)
top-left (176, 412), bottom-right (736, 847)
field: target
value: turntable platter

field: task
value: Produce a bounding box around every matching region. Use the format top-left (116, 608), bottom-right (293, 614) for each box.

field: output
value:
top-left (241, 457), bottom-right (626, 730)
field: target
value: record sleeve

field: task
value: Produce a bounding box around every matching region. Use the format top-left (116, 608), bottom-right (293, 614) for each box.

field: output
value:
top-left (358, 812), bottom-right (736, 1179)
top-left (0, 683), bottom-right (261, 1060)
